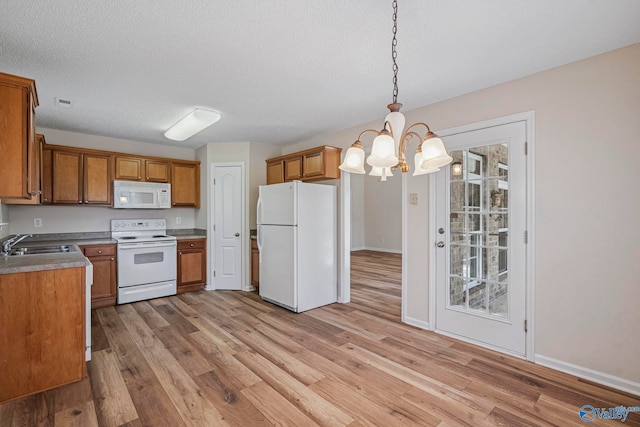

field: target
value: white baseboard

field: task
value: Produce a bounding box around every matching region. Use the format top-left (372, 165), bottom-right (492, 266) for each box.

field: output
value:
top-left (535, 354), bottom-right (640, 397)
top-left (403, 316), bottom-right (430, 331)
top-left (351, 245), bottom-right (366, 251)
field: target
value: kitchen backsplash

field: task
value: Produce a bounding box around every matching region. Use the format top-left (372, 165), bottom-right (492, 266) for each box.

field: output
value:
top-left (7, 205), bottom-right (197, 235)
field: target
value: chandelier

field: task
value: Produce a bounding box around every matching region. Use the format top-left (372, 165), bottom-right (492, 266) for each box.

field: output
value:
top-left (338, 0), bottom-right (452, 180)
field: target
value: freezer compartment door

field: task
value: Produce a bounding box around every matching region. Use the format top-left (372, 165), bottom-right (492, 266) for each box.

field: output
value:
top-left (259, 225), bottom-right (297, 311)
top-left (258, 182), bottom-right (296, 226)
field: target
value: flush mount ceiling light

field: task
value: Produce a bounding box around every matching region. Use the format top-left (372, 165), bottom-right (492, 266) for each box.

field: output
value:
top-left (164, 108), bottom-right (221, 142)
top-left (339, 0), bottom-right (452, 179)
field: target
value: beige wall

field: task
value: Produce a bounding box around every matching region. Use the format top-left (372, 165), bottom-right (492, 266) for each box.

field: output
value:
top-left (363, 173), bottom-right (402, 252)
top-left (350, 174), bottom-right (365, 249)
top-left (6, 128), bottom-right (198, 235)
top-left (285, 43), bottom-right (640, 384)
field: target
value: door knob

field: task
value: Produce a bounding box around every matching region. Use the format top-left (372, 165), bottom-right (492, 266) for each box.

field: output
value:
top-left (235, 233), bottom-right (240, 237)
top-left (436, 241), bottom-right (445, 248)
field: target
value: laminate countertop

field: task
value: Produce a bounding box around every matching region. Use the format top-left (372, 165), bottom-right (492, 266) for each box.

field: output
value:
top-left (0, 247), bottom-right (91, 275)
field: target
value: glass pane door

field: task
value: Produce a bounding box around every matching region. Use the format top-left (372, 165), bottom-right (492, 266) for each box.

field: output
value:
top-left (448, 143), bottom-right (510, 319)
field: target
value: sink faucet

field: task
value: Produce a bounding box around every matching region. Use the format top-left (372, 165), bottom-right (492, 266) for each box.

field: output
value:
top-left (1, 234), bottom-right (32, 256)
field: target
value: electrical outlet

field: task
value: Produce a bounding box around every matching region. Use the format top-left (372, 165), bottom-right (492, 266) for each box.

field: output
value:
top-left (33, 218), bottom-right (43, 228)
top-left (409, 193), bottom-right (419, 205)
top-left (176, 217), bottom-right (182, 225)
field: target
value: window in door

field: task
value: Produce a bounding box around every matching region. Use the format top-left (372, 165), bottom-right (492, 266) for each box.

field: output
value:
top-left (448, 144), bottom-right (510, 318)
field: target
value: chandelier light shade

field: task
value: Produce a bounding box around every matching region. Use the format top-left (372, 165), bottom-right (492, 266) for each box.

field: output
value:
top-left (338, 0), bottom-right (452, 179)
top-left (420, 133), bottom-right (453, 170)
top-left (164, 108), bottom-right (221, 141)
top-left (369, 166), bottom-right (394, 181)
top-left (367, 129), bottom-right (398, 168)
top-left (340, 142), bottom-right (366, 174)
top-left (412, 147), bottom-right (440, 176)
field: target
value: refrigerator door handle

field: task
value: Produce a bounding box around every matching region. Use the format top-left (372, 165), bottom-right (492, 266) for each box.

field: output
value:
top-left (256, 197), bottom-right (262, 226)
top-left (257, 225), bottom-right (263, 263)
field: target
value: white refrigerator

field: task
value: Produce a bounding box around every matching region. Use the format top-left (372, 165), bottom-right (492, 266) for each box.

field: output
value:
top-left (257, 181), bottom-right (337, 313)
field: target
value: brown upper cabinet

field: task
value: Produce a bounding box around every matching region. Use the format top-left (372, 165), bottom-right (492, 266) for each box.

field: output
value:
top-left (171, 161), bottom-right (200, 208)
top-left (40, 140), bottom-right (53, 204)
top-left (41, 143), bottom-right (199, 207)
top-left (266, 146), bottom-right (342, 185)
top-left (2, 134), bottom-right (44, 205)
top-left (0, 72), bottom-right (39, 200)
top-left (46, 147), bottom-right (113, 206)
top-left (284, 156), bottom-right (303, 181)
top-left (114, 156), bottom-right (170, 183)
top-left (266, 159), bottom-right (285, 185)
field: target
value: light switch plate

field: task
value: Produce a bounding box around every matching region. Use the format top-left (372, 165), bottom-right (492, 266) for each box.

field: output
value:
top-left (409, 193), bottom-right (419, 205)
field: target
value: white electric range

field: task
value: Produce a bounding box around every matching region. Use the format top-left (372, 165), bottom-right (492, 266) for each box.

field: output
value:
top-left (111, 219), bottom-right (177, 304)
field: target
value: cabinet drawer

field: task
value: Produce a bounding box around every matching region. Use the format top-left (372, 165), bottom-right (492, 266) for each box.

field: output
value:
top-left (178, 239), bottom-right (205, 250)
top-left (83, 245), bottom-right (116, 257)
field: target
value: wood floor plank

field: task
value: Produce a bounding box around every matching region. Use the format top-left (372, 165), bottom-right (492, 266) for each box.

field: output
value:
top-left (154, 326), bottom-right (214, 378)
top-left (241, 381), bottom-right (319, 427)
top-left (96, 306), bottom-right (186, 427)
top-left (117, 304), bottom-right (223, 426)
top-left (230, 327), bottom-right (326, 386)
top-left (2, 250), bottom-right (637, 426)
top-left (234, 349), bottom-right (355, 426)
top-left (87, 349), bottom-right (138, 426)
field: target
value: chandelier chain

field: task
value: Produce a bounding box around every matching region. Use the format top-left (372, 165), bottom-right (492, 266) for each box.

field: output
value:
top-left (391, 0), bottom-right (398, 104)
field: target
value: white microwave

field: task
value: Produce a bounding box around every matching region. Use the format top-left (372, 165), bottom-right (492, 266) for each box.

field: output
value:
top-left (113, 181), bottom-right (171, 209)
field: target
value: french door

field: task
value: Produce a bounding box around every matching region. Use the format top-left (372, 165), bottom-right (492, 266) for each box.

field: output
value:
top-left (434, 121), bottom-right (528, 356)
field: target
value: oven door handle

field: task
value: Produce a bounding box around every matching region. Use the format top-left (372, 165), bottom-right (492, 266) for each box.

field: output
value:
top-left (118, 241), bottom-right (177, 250)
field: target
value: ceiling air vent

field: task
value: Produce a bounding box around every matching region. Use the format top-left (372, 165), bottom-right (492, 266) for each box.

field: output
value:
top-left (55, 97), bottom-right (72, 108)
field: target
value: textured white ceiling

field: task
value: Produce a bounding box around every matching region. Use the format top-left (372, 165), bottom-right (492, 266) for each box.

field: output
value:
top-left (1, 0), bottom-right (639, 149)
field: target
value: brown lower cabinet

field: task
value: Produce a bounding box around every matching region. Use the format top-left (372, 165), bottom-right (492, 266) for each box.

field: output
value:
top-left (0, 267), bottom-right (86, 403)
top-left (177, 238), bottom-right (207, 293)
top-left (81, 243), bottom-right (117, 308)
top-left (251, 238), bottom-right (260, 289)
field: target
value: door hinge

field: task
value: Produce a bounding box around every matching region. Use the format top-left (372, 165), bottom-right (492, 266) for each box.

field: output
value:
top-left (524, 141), bottom-right (528, 155)
top-left (213, 224), bottom-right (216, 231)
top-left (213, 178), bottom-right (216, 185)
top-left (524, 319), bottom-right (528, 333)
top-left (213, 270), bottom-right (216, 277)
top-left (524, 230), bottom-right (528, 244)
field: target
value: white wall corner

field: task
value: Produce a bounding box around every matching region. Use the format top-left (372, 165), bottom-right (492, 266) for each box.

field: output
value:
top-left (403, 316), bottom-right (430, 331)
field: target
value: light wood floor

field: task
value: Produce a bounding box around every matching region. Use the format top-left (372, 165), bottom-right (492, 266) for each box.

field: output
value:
top-left (1, 250), bottom-right (638, 426)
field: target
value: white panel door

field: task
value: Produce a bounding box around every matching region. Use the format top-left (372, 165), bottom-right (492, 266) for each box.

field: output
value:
top-left (434, 121), bottom-right (527, 356)
top-left (213, 165), bottom-right (242, 290)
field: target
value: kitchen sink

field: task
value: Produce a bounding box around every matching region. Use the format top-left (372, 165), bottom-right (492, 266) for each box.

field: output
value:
top-left (9, 245), bottom-right (76, 256)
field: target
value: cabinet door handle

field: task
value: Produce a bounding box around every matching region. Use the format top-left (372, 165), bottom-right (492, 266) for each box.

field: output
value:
top-left (179, 252), bottom-right (182, 255)
top-left (98, 250), bottom-right (102, 254)
top-left (110, 257), bottom-right (114, 261)
top-left (78, 201), bottom-right (82, 204)
top-left (190, 243), bottom-right (194, 247)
